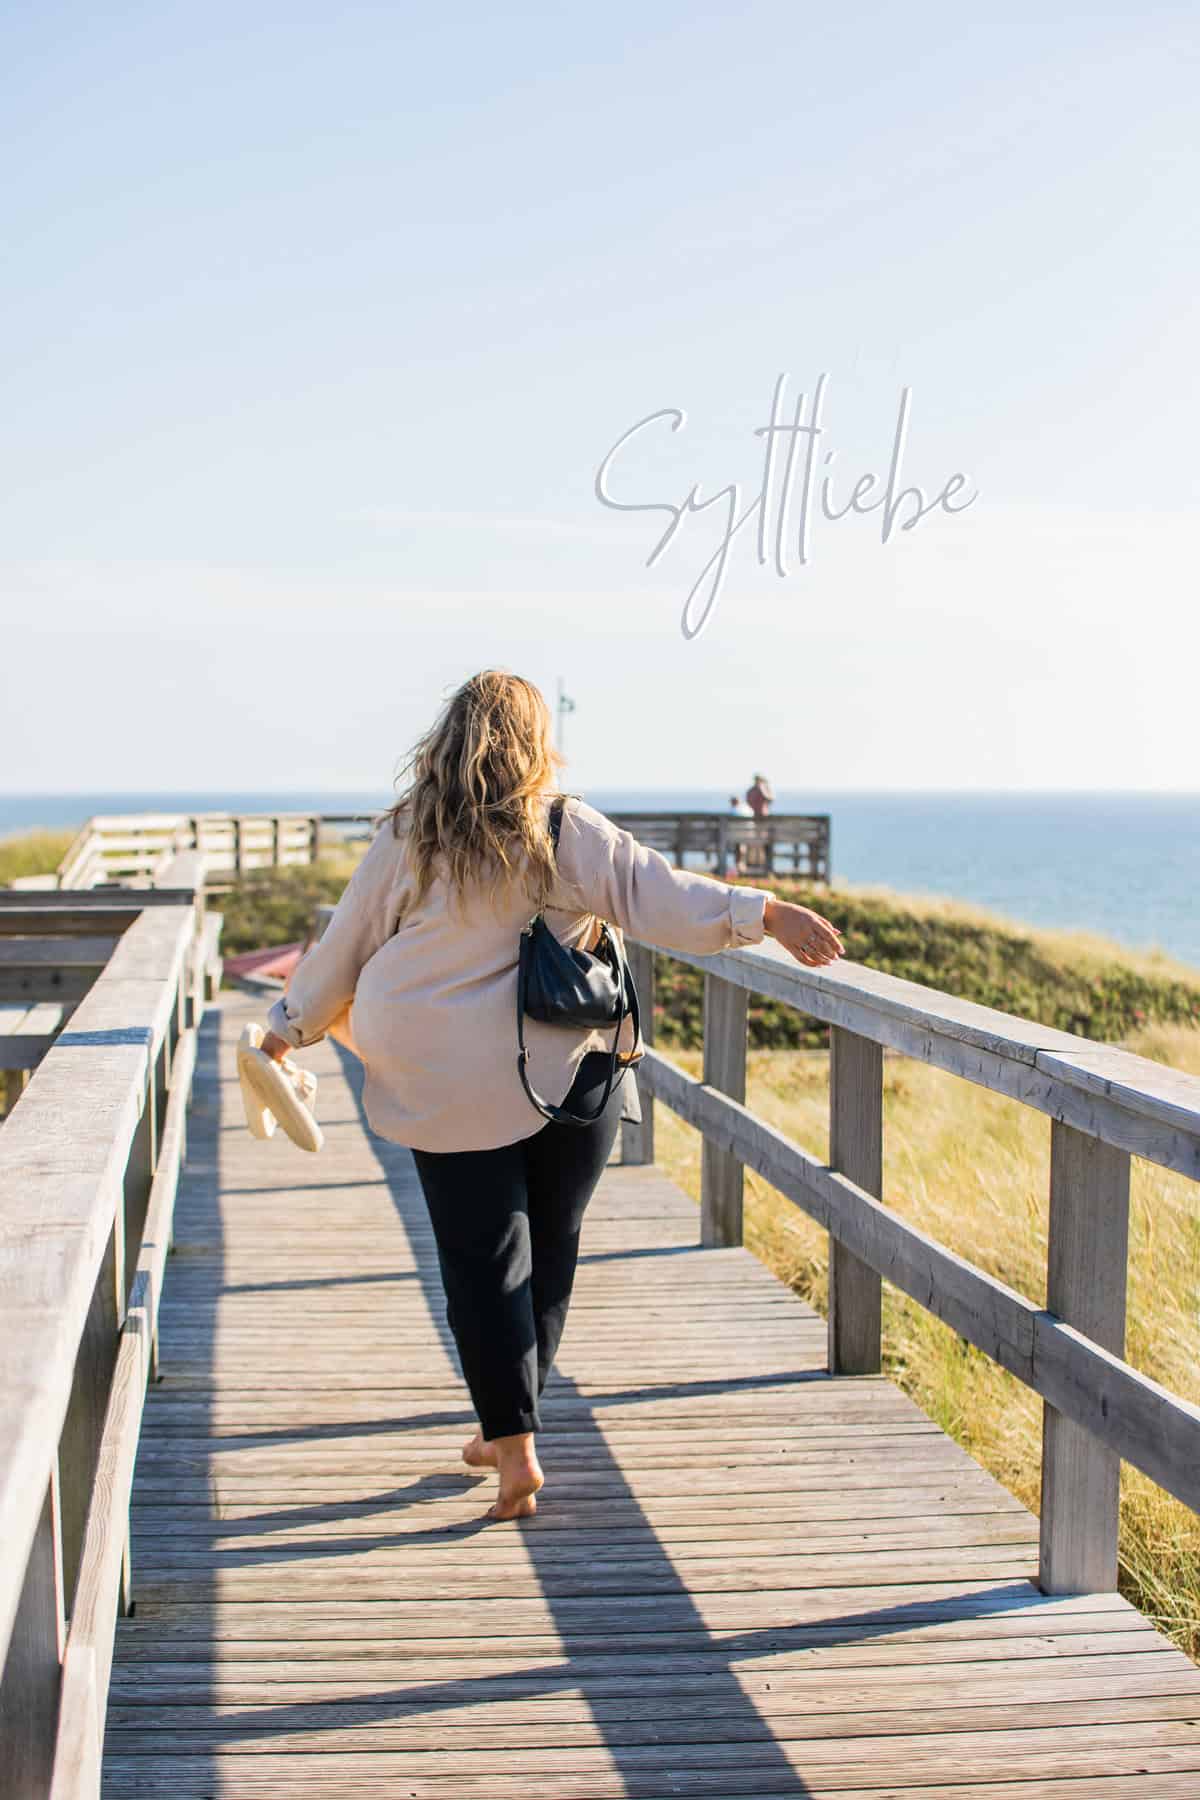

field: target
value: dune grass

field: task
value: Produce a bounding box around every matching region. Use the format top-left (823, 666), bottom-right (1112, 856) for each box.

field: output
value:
top-left (653, 1020), bottom-right (1200, 1661)
top-left (0, 828), bottom-right (75, 885)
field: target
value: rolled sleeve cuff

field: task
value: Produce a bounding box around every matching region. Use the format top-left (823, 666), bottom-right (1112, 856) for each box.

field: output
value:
top-left (728, 885), bottom-right (769, 945)
top-left (266, 994), bottom-right (321, 1050)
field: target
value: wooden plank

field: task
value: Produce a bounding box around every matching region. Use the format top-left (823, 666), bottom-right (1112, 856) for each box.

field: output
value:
top-left (132, 1027), bottom-right (196, 1379)
top-left (93, 1741), bottom-right (1200, 1794)
top-left (0, 908), bottom-right (143, 935)
top-left (827, 1026), bottom-right (882, 1374)
top-left (619, 942), bottom-right (655, 1166)
top-left (0, 939), bottom-right (119, 968)
top-left (98, 1692), bottom-right (1200, 1746)
top-left (95, 1765), bottom-right (1200, 1799)
top-left (0, 1037), bottom-right (57, 1072)
top-left (0, 968), bottom-right (96, 1005)
top-left (48, 1647), bottom-right (101, 1800)
top-left (0, 1472), bottom-right (65, 1800)
top-left (1040, 1124), bottom-right (1132, 1594)
top-left (153, 852), bottom-right (203, 894)
top-left (57, 1216), bottom-right (123, 1616)
top-left (52, 1315), bottom-right (151, 1794)
top-left (122, 1056), bottom-right (157, 1300)
top-left (24, 1002), bottom-right (66, 1032)
top-left (106, 1643), bottom-right (1191, 1695)
top-left (700, 973), bottom-right (746, 1246)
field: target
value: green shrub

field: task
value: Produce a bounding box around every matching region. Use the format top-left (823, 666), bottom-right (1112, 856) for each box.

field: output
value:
top-left (218, 859), bottom-right (359, 957)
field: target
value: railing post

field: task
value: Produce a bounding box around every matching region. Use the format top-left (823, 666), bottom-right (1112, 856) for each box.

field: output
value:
top-left (1039, 1121), bottom-right (1131, 1593)
top-left (715, 817), bottom-right (728, 877)
top-left (620, 944), bottom-right (655, 1167)
top-left (828, 1026), bottom-right (883, 1373)
top-left (701, 972), bottom-right (748, 1247)
top-left (0, 1467), bottom-right (66, 1799)
top-left (123, 1060), bottom-right (158, 1299)
top-left (57, 1216), bottom-right (123, 1615)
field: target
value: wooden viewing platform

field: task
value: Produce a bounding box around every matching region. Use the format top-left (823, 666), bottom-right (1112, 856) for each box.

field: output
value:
top-left (36, 806), bottom-right (831, 891)
top-left (5, 814), bottom-right (1200, 1795)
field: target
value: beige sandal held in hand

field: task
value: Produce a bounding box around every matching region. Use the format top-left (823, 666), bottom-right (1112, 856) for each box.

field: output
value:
top-left (237, 1022), bottom-right (324, 1153)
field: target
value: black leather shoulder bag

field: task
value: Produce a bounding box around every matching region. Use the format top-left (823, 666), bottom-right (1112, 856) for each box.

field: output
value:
top-left (517, 794), bottom-right (641, 1127)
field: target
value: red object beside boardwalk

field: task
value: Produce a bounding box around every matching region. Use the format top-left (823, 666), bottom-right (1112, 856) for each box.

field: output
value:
top-left (221, 942), bottom-right (305, 984)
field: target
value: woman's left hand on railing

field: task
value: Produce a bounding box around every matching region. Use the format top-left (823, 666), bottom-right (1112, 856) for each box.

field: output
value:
top-left (261, 1030), bottom-right (292, 1061)
top-left (763, 896), bottom-right (844, 968)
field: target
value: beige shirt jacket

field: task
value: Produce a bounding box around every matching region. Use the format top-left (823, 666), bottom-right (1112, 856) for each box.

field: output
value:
top-left (266, 792), bottom-right (770, 1154)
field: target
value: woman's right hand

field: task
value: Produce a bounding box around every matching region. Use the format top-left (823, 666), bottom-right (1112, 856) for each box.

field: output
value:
top-left (763, 896), bottom-right (844, 967)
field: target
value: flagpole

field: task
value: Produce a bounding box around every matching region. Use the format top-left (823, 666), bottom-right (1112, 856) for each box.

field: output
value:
top-left (556, 677), bottom-right (578, 760)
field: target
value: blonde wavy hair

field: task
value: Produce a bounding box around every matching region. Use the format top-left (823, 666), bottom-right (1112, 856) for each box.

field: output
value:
top-left (386, 670), bottom-right (567, 923)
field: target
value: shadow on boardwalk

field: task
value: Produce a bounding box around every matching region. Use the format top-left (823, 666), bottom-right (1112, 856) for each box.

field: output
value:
top-left (102, 998), bottom-right (1200, 1797)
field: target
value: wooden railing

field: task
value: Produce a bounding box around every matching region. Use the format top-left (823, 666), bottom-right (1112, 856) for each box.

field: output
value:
top-left (606, 812), bottom-right (830, 880)
top-left (44, 808), bottom-right (832, 893)
top-left (621, 935), bottom-right (1200, 1597)
top-left (0, 854), bottom-right (222, 1799)
top-left (52, 812), bottom-right (376, 890)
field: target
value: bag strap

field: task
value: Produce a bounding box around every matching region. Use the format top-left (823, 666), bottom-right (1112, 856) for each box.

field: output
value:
top-left (526, 793), bottom-right (567, 931)
top-left (548, 792), bottom-right (567, 855)
top-left (516, 921), bottom-right (641, 1128)
top-left (518, 792), bottom-right (641, 1127)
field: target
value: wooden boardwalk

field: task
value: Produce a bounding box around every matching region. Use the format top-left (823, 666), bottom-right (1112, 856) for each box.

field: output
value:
top-left (103, 993), bottom-right (1200, 1797)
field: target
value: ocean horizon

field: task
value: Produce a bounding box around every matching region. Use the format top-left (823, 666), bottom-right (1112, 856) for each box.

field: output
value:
top-left (3, 787), bottom-right (1198, 972)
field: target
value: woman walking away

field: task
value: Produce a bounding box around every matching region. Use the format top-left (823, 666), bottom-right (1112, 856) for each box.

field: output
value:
top-left (254, 672), bottom-right (844, 1520)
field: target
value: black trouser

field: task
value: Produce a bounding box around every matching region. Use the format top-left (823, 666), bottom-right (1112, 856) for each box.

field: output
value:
top-left (411, 1052), bottom-right (623, 1440)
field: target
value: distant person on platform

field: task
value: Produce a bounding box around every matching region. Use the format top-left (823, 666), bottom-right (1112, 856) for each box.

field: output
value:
top-left (744, 774), bottom-right (773, 878)
top-left (745, 773), bottom-right (774, 818)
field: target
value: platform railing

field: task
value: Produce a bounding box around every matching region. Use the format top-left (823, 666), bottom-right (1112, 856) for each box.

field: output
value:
top-left (0, 856), bottom-right (221, 1800)
top-left (44, 808), bottom-right (832, 891)
top-left (621, 935), bottom-right (1200, 1598)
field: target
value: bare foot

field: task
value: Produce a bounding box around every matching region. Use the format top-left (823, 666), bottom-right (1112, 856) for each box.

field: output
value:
top-left (487, 1433), bottom-right (545, 1522)
top-left (462, 1431), bottom-right (498, 1470)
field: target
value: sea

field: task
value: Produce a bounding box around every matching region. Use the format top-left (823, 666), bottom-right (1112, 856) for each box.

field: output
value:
top-left (3, 789), bottom-right (1197, 971)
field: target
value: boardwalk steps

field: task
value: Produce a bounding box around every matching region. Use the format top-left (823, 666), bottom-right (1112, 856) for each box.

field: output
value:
top-left (101, 993), bottom-right (1200, 1797)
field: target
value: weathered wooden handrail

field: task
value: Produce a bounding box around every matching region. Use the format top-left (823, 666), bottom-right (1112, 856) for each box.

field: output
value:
top-left (0, 863), bottom-right (221, 1799)
top-left (54, 813), bottom-right (337, 890)
top-left (622, 935), bottom-right (1200, 1598)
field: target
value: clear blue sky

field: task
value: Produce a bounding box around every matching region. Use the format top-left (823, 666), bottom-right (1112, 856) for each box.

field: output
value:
top-left (2, 3), bottom-right (1197, 792)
